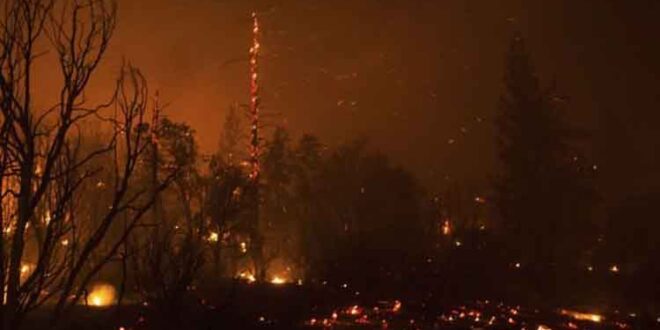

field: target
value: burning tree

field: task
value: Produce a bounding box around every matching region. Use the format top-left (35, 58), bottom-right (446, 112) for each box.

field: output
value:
top-left (0, 0), bottom-right (176, 328)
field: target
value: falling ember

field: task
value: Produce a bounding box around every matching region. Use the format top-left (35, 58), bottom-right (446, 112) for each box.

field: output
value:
top-left (559, 309), bottom-right (603, 323)
top-left (207, 232), bottom-right (219, 243)
top-left (392, 300), bottom-right (402, 313)
top-left (610, 265), bottom-right (620, 273)
top-left (441, 219), bottom-right (451, 235)
top-left (86, 283), bottom-right (117, 308)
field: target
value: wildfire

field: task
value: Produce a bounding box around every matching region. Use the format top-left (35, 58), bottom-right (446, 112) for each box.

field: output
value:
top-left (559, 309), bottom-right (603, 323)
top-left (87, 283), bottom-right (116, 308)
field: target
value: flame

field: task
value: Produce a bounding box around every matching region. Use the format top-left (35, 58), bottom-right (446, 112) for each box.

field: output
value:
top-left (87, 283), bottom-right (116, 308)
top-left (270, 276), bottom-right (287, 285)
top-left (441, 219), bottom-right (451, 235)
top-left (207, 232), bottom-right (219, 243)
top-left (238, 271), bottom-right (256, 283)
top-left (559, 309), bottom-right (603, 323)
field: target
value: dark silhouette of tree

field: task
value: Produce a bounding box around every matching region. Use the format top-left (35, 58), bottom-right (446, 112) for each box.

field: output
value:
top-left (494, 34), bottom-right (596, 291)
top-left (0, 1), bottom-right (178, 327)
top-left (305, 140), bottom-right (429, 286)
top-left (259, 127), bottom-right (294, 279)
top-left (217, 104), bottom-right (244, 166)
top-left (130, 118), bottom-right (206, 325)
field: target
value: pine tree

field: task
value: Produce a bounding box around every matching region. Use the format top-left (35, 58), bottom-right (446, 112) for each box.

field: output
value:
top-left (495, 34), bottom-right (596, 272)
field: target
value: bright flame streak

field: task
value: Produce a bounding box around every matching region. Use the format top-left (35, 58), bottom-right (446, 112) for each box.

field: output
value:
top-left (87, 283), bottom-right (116, 308)
top-left (392, 300), bottom-right (402, 313)
top-left (270, 276), bottom-right (287, 285)
top-left (559, 309), bottom-right (603, 323)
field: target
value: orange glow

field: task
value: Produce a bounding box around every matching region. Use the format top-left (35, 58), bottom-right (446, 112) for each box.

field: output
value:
top-left (559, 309), bottom-right (603, 323)
top-left (207, 232), bottom-right (219, 243)
top-left (238, 271), bottom-right (256, 283)
top-left (87, 283), bottom-right (116, 308)
top-left (270, 275), bottom-right (287, 285)
top-left (441, 219), bottom-right (451, 235)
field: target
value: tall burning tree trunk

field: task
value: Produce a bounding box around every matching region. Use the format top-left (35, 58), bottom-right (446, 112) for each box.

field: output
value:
top-left (247, 12), bottom-right (266, 282)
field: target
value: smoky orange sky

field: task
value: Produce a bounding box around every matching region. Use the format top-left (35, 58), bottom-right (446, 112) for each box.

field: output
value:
top-left (35, 0), bottom-right (660, 197)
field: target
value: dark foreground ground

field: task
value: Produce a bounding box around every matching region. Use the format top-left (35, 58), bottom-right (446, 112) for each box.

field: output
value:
top-left (22, 279), bottom-right (660, 330)
top-left (20, 256), bottom-right (660, 329)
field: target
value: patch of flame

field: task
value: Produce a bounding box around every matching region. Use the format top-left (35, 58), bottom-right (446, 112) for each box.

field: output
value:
top-left (207, 232), bottom-right (219, 243)
top-left (270, 276), bottom-right (287, 285)
top-left (87, 283), bottom-right (116, 308)
top-left (559, 309), bottom-right (603, 323)
top-left (238, 271), bottom-right (256, 283)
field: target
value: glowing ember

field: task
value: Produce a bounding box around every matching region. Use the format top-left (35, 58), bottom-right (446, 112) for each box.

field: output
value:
top-left (441, 219), bottom-right (451, 235)
top-left (559, 309), bottom-right (603, 323)
top-left (238, 271), bottom-right (256, 283)
top-left (87, 283), bottom-right (116, 308)
top-left (392, 300), bottom-right (402, 313)
top-left (207, 232), bottom-right (219, 243)
top-left (610, 265), bottom-right (620, 273)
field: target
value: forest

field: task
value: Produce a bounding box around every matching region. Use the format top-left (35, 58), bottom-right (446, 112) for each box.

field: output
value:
top-left (1, 0), bottom-right (659, 329)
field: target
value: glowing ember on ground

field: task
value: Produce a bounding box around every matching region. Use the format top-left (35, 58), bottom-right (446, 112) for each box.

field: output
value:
top-left (87, 283), bottom-right (116, 308)
top-left (559, 309), bottom-right (603, 323)
top-left (303, 299), bottom-right (634, 329)
top-left (270, 276), bottom-right (287, 285)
